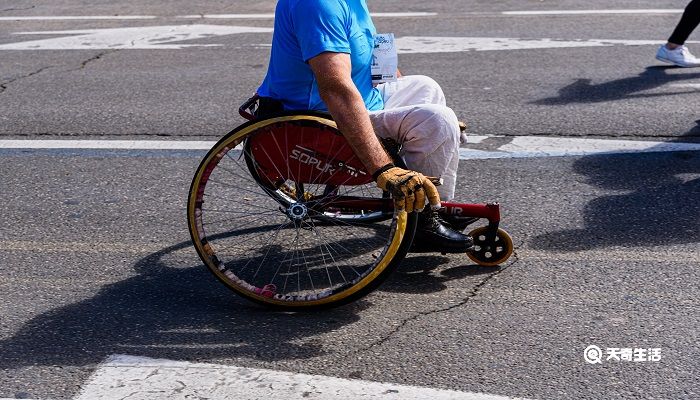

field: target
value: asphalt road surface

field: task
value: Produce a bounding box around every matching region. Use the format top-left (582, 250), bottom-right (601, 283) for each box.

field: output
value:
top-left (1, 1), bottom-right (699, 399)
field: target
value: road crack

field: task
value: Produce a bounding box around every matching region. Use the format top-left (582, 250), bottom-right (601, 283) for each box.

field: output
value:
top-left (76, 50), bottom-right (118, 70)
top-left (1, 6), bottom-right (36, 13)
top-left (343, 239), bottom-right (525, 359)
top-left (0, 66), bottom-right (52, 95)
top-left (1, 51), bottom-right (116, 96)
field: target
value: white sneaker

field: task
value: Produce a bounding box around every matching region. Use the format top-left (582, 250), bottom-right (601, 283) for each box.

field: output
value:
top-left (656, 44), bottom-right (700, 67)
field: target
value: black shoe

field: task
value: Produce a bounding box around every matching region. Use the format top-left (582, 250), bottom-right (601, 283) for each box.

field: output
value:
top-left (411, 208), bottom-right (474, 253)
top-left (438, 214), bottom-right (479, 232)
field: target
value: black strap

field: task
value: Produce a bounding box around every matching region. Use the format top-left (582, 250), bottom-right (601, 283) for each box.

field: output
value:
top-left (372, 163), bottom-right (396, 181)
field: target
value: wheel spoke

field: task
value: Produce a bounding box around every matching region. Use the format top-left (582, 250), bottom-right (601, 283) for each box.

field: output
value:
top-left (188, 116), bottom-right (410, 307)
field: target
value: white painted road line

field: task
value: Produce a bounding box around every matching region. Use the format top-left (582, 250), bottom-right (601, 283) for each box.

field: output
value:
top-left (0, 139), bottom-right (215, 150)
top-left (0, 25), bottom-right (273, 50)
top-left (395, 37), bottom-right (700, 54)
top-left (3, 25), bottom-right (697, 52)
top-left (74, 354), bottom-right (527, 400)
top-left (0, 11), bottom-right (683, 21)
top-left (177, 12), bottom-right (437, 19)
top-left (2, 137), bottom-right (699, 160)
top-left (459, 136), bottom-right (700, 160)
top-left (177, 13), bottom-right (276, 19)
top-left (0, 13), bottom-right (435, 22)
top-left (370, 12), bottom-right (438, 18)
top-left (0, 15), bottom-right (157, 21)
top-left (502, 9), bottom-right (683, 15)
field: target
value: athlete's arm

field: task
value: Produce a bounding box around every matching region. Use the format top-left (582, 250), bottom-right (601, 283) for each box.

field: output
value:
top-left (308, 52), bottom-right (392, 175)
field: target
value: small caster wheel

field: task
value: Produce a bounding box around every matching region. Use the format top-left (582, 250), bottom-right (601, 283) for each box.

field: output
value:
top-left (467, 227), bottom-right (513, 267)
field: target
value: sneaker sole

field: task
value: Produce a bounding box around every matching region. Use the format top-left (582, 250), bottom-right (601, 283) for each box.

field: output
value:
top-left (656, 55), bottom-right (700, 68)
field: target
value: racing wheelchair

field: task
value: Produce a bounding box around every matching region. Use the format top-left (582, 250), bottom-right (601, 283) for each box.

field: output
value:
top-left (187, 95), bottom-right (513, 310)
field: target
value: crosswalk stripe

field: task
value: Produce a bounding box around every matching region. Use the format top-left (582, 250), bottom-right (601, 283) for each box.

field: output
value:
top-left (73, 354), bottom-right (528, 400)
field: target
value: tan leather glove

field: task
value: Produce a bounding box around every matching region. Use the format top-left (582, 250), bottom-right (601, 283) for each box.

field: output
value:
top-left (375, 166), bottom-right (441, 213)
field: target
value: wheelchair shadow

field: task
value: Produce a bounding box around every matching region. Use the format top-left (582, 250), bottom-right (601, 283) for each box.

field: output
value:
top-left (531, 130), bottom-right (700, 251)
top-left (532, 66), bottom-right (700, 105)
top-left (381, 255), bottom-right (498, 294)
top-left (0, 221), bottom-right (501, 369)
top-left (0, 239), bottom-right (367, 369)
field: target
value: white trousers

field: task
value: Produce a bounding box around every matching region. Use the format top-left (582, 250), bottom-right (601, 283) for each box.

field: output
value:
top-left (369, 75), bottom-right (460, 200)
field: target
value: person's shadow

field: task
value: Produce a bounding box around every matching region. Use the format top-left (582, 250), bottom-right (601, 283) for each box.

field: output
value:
top-left (531, 126), bottom-right (700, 251)
top-left (533, 66), bottom-right (700, 105)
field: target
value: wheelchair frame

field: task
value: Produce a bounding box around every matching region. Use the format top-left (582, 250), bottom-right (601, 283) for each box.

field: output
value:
top-left (240, 94), bottom-right (509, 257)
top-left (185, 96), bottom-right (513, 310)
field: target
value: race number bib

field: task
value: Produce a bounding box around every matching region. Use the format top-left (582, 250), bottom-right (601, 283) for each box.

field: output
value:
top-left (371, 33), bottom-right (398, 84)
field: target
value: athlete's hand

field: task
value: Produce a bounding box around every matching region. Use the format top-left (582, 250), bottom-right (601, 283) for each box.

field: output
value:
top-left (375, 167), bottom-right (441, 213)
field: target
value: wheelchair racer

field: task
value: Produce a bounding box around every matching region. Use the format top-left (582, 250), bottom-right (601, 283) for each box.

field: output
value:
top-left (256, 0), bottom-right (472, 251)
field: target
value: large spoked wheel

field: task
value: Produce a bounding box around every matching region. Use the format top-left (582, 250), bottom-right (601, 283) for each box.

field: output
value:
top-left (466, 227), bottom-right (513, 267)
top-left (188, 114), bottom-right (416, 310)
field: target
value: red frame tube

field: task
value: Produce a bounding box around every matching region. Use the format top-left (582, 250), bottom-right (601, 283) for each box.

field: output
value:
top-left (312, 197), bottom-right (501, 224)
top-left (440, 202), bottom-right (501, 224)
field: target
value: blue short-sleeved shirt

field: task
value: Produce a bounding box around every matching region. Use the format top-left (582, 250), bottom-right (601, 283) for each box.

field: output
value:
top-left (257, 0), bottom-right (384, 112)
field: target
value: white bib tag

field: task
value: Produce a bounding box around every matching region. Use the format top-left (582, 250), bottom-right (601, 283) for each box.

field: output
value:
top-left (371, 33), bottom-right (398, 84)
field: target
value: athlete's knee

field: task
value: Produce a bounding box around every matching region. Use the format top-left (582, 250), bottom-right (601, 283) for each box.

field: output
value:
top-left (417, 104), bottom-right (460, 144)
top-left (427, 104), bottom-right (459, 141)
